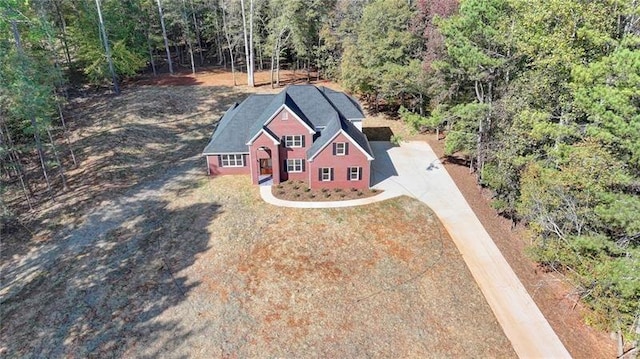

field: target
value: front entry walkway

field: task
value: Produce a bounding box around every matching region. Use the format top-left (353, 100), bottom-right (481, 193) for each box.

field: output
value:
top-left (370, 141), bottom-right (571, 359)
top-left (258, 175), bottom-right (273, 186)
top-left (259, 185), bottom-right (401, 208)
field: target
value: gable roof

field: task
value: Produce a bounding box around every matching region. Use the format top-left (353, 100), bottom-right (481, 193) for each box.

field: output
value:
top-left (246, 127), bottom-right (280, 146)
top-left (257, 101), bottom-right (316, 137)
top-left (307, 116), bottom-right (374, 161)
top-left (203, 85), bottom-right (373, 160)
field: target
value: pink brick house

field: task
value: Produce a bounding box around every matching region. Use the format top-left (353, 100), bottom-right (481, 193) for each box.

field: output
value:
top-left (202, 85), bottom-right (374, 189)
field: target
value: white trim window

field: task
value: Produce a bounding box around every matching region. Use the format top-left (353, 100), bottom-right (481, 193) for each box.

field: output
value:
top-left (220, 154), bottom-right (244, 167)
top-left (282, 111), bottom-right (289, 120)
top-left (349, 167), bottom-right (361, 181)
top-left (320, 167), bottom-right (333, 181)
top-left (335, 142), bottom-right (347, 156)
top-left (286, 159), bottom-right (304, 173)
top-left (284, 135), bottom-right (303, 148)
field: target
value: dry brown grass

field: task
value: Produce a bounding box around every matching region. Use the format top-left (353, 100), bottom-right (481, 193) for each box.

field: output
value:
top-left (144, 175), bottom-right (515, 357)
top-left (1, 74), bottom-right (515, 358)
top-left (2, 172), bottom-right (516, 357)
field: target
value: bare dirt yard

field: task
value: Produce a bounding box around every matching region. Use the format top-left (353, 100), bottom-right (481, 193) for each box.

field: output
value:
top-left (2, 70), bottom-right (516, 357)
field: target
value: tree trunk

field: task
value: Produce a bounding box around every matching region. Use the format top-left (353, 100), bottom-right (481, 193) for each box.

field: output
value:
top-left (181, 0), bottom-right (196, 75)
top-left (270, 44), bottom-right (275, 89)
top-left (0, 121), bottom-right (33, 209)
top-left (147, 31), bottom-right (157, 76)
top-left (12, 20), bottom-right (54, 200)
top-left (34, 122), bottom-right (53, 199)
top-left (270, 32), bottom-right (281, 88)
top-left (189, 0), bottom-right (205, 65)
top-left (216, 33), bottom-right (223, 65)
top-left (213, 12), bottom-right (224, 65)
top-left (316, 37), bottom-right (321, 81)
top-left (156, 0), bottom-right (174, 74)
top-left (375, 92), bottom-right (379, 112)
top-left (47, 128), bottom-right (68, 191)
top-left (176, 44), bottom-right (182, 66)
top-left (257, 41), bottom-right (263, 70)
top-left (240, 0), bottom-right (254, 87)
top-left (53, 0), bottom-right (72, 66)
top-left (188, 43), bottom-right (196, 74)
top-left (56, 102), bottom-right (77, 167)
top-left (249, 0), bottom-right (254, 86)
top-left (95, 0), bottom-right (120, 95)
top-left (2, 121), bottom-right (32, 195)
top-left (221, 4), bottom-right (236, 86)
top-left (276, 42), bottom-right (281, 87)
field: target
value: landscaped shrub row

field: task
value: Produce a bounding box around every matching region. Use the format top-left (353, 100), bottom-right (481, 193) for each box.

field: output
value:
top-left (272, 180), bottom-right (380, 202)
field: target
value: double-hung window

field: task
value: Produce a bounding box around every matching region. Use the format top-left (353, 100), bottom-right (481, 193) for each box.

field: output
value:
top-left (221, 154), bottom-right (244, 167)
top-left (284, 135), bottom-right (303, 148)
top-left (333, 142), bottom-right (349, 156)
top-left (286, 159), bottom-right (304, 173)
top-left (349, 167), bottom-right (361, 181)
top-left (320, 167), bottom-right (333, 181)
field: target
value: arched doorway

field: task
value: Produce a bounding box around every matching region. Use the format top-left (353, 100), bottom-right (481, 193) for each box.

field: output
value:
top-left (257, 146), bottom-right (272, 176)
top-left (259, 158), bottom-right (272, 175)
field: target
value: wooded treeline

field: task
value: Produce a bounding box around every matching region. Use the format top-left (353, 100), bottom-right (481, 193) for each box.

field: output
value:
top-left (396, 0), bottom-right (639, 351)
top-left (1, 0), bottom-right (638, 350)
top-left (0, 0), bottom-right (342, 214)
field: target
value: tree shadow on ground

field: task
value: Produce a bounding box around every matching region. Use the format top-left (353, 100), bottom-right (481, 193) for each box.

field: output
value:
top-left (0, 197), bottom-right (221, 357)
top-left (1, 85), bottom-right (248, 258)
top-left (363, 126), bottom-right (395, 141)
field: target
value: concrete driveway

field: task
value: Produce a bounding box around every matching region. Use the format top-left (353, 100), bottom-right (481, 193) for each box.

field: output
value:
top-left (370, 141), bottom-right (571, 359)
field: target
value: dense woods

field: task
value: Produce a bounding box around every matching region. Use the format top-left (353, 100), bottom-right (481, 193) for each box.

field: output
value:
top-left (1, 0), bottom-right (638, 351)
top-left (409, 1), bottom-right (640, 350)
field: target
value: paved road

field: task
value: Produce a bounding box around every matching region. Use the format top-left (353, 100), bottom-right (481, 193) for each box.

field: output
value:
top-left (370, 141), bottom-right (571, 359)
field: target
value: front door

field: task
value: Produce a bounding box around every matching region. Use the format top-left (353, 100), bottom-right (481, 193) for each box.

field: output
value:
top-left (259, 158), bottom-right (272, 175)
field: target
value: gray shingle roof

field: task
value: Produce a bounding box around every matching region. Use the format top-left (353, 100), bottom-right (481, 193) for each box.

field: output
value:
top-left (306, 114), bottom-right (342, 158)
top-left (341, 116), bottom-right (374, 158)
top-left (320, 87), bottom-right (365, 119)
top-left (306, 116), bottom-right (374, 160)
top-left (246, 90), bottom-right (287, 140)
top-left (284, 85), bottom-right (339, 127)
top-left (203, 85), bottom-right (373, 159)
top-left (202, 95), bottom-right (274, 154)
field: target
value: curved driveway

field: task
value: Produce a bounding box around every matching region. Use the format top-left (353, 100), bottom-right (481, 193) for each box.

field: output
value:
top-left (370, 141), bottom-right (571, 359)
